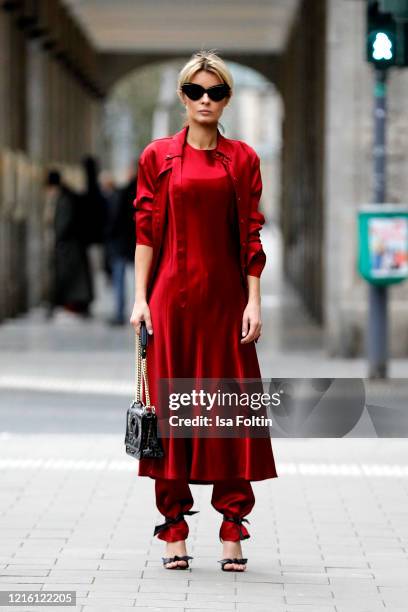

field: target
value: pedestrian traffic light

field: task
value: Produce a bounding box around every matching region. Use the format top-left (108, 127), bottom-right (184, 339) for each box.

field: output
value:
top-left (367, 0), bottom-right (408, 67)
top-left (367, 1), bottom-right (397, 67)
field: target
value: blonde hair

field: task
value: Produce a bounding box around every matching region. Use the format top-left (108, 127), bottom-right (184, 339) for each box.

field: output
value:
top-left (176, 49), bottom-right (233, 131)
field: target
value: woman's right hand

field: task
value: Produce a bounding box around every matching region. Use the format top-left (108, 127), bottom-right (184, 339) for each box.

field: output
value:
top-left (130, 299), bottom-right (153, 336)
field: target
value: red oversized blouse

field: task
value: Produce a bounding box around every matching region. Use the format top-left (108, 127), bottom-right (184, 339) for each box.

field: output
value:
top-left (134, 125), bottom-right (267, 301)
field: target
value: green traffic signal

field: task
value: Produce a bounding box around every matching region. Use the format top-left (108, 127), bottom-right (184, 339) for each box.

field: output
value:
top-left (367, 1), bottom-right (398, 67)
top-left (371, 31), bottom-right (394, 60)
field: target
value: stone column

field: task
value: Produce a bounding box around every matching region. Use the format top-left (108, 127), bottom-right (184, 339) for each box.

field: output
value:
top-left (0, 10), bottom-right (10, 320)
top-left (26, 39), bottom-right (47, 161)
top-left (279, 0), bottom-right (326, 323)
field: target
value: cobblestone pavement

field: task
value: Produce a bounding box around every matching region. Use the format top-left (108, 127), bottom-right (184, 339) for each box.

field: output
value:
top-left (0, 436), bottom-right (408, 612)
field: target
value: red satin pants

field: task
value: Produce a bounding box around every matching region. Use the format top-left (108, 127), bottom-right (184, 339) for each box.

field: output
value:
top-left (153, 478), bottom-right (255, 542)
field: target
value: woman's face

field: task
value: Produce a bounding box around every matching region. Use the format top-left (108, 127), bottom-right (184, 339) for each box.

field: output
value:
top-left (181, 70), bottom-right (230, 127)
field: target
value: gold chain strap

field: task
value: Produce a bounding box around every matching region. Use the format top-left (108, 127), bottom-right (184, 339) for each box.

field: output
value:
top-left (134, 327), bottom-right (152, 410)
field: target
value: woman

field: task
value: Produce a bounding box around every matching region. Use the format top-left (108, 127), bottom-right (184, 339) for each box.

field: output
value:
top-left (44, 169), bottom-right (93, 317)
top-left (130, 50), bottom-right (278, 572)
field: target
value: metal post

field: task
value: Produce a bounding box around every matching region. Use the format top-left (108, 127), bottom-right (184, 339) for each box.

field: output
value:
top-left (368, 69), bottom-right (388, 379)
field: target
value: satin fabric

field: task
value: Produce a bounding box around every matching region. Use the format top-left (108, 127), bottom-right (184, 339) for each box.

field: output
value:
top-left (137, 140), bottom-right (278, 484)
top-left (154, 476), bottom-right (255, 542)
top-left (133, 125), bottom-right (267, 301)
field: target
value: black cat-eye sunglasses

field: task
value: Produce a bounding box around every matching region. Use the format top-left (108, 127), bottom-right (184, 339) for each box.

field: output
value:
top-left (181, 82), bottom-right (231, 102)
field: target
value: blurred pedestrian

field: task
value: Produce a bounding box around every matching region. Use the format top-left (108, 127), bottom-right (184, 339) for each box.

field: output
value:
top-left (100, 169), bottom-right (133, 326)
top-left (80, 155), bottom-right (108, 248)
top-left (44, 169), bottom-right (94, 318)
top-left (118, 161), bottom-right (137, 264)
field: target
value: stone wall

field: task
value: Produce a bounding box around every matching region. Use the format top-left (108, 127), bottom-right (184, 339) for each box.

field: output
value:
top-left (0, 4), bottom-right (102, 321)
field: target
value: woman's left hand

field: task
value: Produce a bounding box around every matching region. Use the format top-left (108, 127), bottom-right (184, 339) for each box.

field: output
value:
top-left (241, 300), bottom-right (262, 344)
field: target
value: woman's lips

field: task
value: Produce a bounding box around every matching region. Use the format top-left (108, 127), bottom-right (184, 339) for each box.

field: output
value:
top-left (198, 110), bottom-right (211, 114)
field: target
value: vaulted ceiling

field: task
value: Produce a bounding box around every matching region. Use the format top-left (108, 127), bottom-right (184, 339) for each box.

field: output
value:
top-left (62, 0), bottom-right (299, 53)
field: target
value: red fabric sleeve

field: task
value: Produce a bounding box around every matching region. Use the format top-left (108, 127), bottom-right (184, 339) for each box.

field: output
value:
top-left (133, 149), bottom-right (155, 247)
top-left (246, 154), bottom-right (266, 278)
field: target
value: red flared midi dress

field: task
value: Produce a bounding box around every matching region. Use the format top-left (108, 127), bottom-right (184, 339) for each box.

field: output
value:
top-left (138, 140), bottom-right (278, 484)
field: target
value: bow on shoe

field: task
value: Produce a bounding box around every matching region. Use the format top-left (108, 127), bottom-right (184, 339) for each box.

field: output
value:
top-left (153, 510), bottom-right (199, 536)
top-left (162, 554), bottom-right (193, 564)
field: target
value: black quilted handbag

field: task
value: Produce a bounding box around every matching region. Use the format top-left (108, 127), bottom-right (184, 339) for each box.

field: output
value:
top-left (124, 321), bottom-right (164, 459)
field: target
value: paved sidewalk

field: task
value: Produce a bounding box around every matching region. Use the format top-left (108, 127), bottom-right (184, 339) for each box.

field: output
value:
top-left (1, 436), bottom-right (408, 612)
top-left (1, 227), bottom-right (408, 611)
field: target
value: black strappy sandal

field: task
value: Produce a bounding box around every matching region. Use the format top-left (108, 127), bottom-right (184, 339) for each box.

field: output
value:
top-left (162, 554), bottom-right (193, 570)
top-left (154, 511), bottom-right (198, 570)
top-left (218, 557), bottom-right (248, 571)
top-left (218, 515), bottom-right (250, 571)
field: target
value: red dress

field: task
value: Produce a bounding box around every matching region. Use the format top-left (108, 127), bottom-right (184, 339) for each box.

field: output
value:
top-left (138, 140), bottom-right (278, 484)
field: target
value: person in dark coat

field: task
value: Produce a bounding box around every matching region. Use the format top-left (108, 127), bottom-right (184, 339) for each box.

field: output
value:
top-left (80, 155), bottom-right (108, 247)
top-left (45, 170), bottom-right (94, 317)
top-left (101, 167), bottom-right (137, 326)
top-left (118, 163), bottom-right (137, 263)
